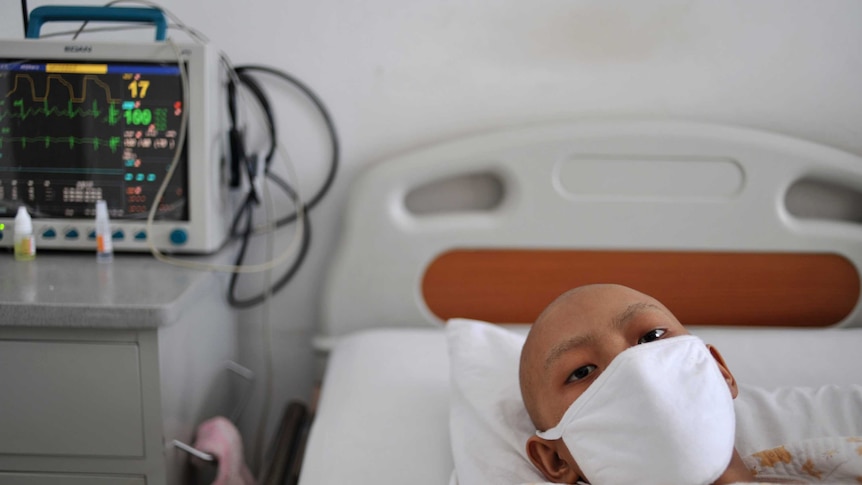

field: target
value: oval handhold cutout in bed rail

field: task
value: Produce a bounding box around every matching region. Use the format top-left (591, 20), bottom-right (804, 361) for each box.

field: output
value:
top-left (786, 177), bottom-right (862, 224)
top-left (422, 250), bottom-right (860, 327)
top-left (404, 171), bottom-right (505, 216)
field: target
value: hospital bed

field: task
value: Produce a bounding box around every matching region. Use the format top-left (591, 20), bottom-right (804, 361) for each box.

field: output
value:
top-left (293, 120), bottom-right (862, 484)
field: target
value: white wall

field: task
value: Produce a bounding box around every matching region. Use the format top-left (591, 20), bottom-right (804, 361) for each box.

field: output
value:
top-left (5, 0), bottom-right (862, 473)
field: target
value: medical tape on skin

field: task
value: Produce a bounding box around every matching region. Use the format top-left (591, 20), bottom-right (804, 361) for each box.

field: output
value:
top-left (536, 334), bottom-right (707, 440)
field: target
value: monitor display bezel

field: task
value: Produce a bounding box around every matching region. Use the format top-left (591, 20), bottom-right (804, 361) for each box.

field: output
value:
top-left (0, 39), bottom-right (231, 253)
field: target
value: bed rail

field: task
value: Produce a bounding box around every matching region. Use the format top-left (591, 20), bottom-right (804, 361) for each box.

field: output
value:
top-left (320, 120), bottom-right (862, 343)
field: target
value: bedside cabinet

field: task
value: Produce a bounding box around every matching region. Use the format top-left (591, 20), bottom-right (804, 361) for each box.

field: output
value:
top-left (0, 254), bottom-right (240, 485)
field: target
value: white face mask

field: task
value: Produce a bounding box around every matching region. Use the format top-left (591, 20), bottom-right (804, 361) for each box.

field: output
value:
top-left (536, 335), bottom-right (736, 485)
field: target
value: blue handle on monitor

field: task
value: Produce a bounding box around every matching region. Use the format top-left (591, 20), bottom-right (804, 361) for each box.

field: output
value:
top-left (26, 6), bottom-right (168, 41)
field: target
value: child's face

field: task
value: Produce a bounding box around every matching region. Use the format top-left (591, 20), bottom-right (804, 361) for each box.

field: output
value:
top-left (521, 284), bottom-right (691, 429)
top-left (519, 284), bottom-right (738, 483)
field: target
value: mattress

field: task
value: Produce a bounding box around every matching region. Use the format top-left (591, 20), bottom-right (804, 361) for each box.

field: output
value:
top-left (298, 325), bottom-right (862, 485)
top-left (300, 328), bottom-right (453, 485)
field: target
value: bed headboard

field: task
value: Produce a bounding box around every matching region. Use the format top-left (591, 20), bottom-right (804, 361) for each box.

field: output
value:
top-left (319, 120), bottom-right (862, 344)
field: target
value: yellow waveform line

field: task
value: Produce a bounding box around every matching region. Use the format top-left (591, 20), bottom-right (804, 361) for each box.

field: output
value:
top-left (4, 74), bottom-right (122, 104)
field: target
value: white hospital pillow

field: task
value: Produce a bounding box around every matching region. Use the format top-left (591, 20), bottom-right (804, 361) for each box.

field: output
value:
top-left (446, 318), bottom-right (545, 485)
top-left (445, 318), bottom-right (862, 485)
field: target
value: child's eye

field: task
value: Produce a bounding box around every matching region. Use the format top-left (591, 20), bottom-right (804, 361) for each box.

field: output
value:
top-left (566, 364), bottom-right (597, 384)
top-left (637, 328), bottom-right (667, 345)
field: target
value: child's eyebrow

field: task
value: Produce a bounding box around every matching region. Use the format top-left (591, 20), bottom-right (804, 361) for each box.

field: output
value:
top-left (614, 302), bottom-right (662, 330)
top-left (544, 332), bottom-right (596, 370)
top-left (542, 302), bottom-right (665, 370)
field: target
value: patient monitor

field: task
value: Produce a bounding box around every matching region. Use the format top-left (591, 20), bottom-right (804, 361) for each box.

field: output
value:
top-left (0, 37), bottom-right (232, 253)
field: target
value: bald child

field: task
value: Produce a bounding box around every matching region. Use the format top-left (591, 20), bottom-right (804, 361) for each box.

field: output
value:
top-left (518, 284), bottom-right (760, 485)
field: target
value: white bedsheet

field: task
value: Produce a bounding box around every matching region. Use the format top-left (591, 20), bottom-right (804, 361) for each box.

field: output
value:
top-left (298, 326), bottom-right (862, 485)
top-left (299, 328), bottom-right (453, 485)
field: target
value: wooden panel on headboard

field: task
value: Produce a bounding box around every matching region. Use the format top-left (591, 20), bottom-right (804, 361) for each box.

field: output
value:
top-left (422, 250), bottom-right (860, 327)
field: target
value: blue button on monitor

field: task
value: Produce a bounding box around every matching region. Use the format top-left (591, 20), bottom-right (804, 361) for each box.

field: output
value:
top-left (169, 228), bottom-right (188, 245)
top-left (134, 230), bottom-right (147, 241)
top-left (65, 229), bottom-right (80, 239)
top-left (112, 230), bottom-right (124, 240)
top-left (88, 230), bottom-right (96, 240)
top-left (42, 228), bottom-right (57, 239)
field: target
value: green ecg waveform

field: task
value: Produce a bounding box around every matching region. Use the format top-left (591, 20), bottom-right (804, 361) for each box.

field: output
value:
top-left (0, 135), bottom-right (122, 153)
top-left (1, 74), bottom-right (121, 125)
top-left (1, 99), bottom-right (121, 125)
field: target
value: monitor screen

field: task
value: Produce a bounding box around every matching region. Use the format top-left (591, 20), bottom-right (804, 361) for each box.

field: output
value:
top-left (0, 59), bottom-right (188, 221)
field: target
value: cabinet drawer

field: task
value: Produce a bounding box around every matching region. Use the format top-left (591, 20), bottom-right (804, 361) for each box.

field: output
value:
top-left (0, 472), bottom-right (145, 485)
top-left (0, 340), bottom-right (144, 457)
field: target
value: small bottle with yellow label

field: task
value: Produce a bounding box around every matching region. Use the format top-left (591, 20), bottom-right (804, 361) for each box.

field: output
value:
top-left (14, 206), bottom-right (35, 261)
top-left (95, 200), bottom-right (113, 263)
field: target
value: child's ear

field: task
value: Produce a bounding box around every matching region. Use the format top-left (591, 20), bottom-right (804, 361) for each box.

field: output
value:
top-left (707, 344), bottom-right (738, 399)
top-left (526, 435), bottom-right (582, 484)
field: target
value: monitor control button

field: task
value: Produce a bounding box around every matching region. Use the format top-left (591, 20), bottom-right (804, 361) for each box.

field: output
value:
top-left (169, 229), bottom-right (188, 245)
top-left (42, 228), bottom-right (57, 239)
top-left (112, 230), bottom-right (125, 240)
top-left (65, 229), bottom-right (80, 240)
top-left (134, 230), bottom-right (147, 241)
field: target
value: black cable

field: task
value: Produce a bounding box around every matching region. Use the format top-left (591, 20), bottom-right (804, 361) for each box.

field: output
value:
top-left (21, 0), bottom-right (29, 38)
top-left (224, 68), bottom-right (282, 306)
top-left (226, 72), bottom-right (276, 236)
top-left (225, 65), bottom-right (337, 308)
top-left (226, 76), bottom-right (244, 189)
top-left (236, 71), bottom-right (277, 167)
top-left (234, 64), bottom-right (340, 227)
top-left (227, 174), bottom-right (312, 309)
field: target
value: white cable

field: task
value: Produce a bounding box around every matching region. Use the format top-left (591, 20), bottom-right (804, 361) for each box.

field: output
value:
top-left (151, 36), bottom-right (296, 474)
top-left (144, 38), bottom-right (307, 274)
top-left (40, 23), bottom-right (169, 39)
top-left (74, 0), bottom-right (209, 44)
top-left (251, 170), bottom-right (277, 473)
top-left (245, 120), bottom-right (307, 471)
top-left (232, 74), bottom-right (303, 237)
